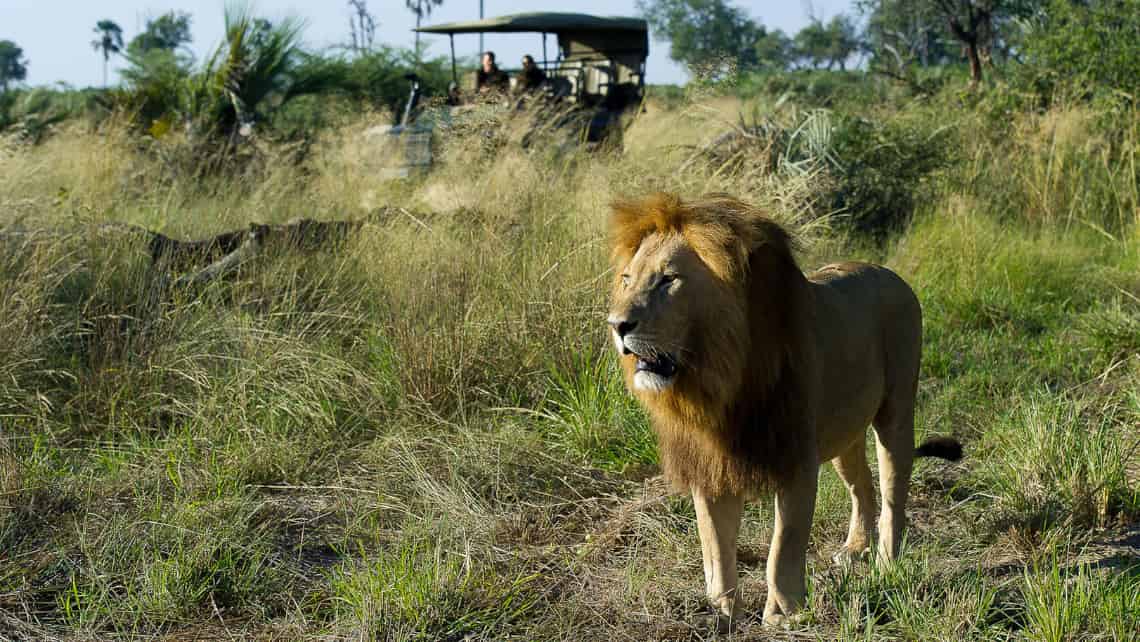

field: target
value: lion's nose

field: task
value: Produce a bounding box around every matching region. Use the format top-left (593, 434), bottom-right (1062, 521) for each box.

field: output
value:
top-left (608, 317), bottom-right (637, 337)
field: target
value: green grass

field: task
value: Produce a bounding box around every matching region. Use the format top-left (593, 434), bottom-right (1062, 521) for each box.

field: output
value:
top-left (537, 352), bottom-right (656, 472)
top-left (328, 538), bottom-right (540, 640)
top-left (1021, 550), bottom-right (1140, 642)
top-left (0, 84), bottom-right (1137, 640)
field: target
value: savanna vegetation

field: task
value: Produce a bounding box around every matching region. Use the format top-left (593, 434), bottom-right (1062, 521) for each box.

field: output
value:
top-left (1, 0), bottom-right (1138, 640)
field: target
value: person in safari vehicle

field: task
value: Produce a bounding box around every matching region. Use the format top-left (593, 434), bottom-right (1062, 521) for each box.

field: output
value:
top-left (518, 54), bottom-right (547, 92)
top-left (475, 51), bottom-right (510, 94)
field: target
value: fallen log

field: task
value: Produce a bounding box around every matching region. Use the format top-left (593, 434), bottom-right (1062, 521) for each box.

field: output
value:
top-left (151, 218), bottom-right (364, 273)
top-left (2, 218), bottom-right (364, 272)
top-left (172, 231), bottom-right (262, 288)
top-left (148, 227), bottom-right (248, 271)
top-left (2, 218), bottom-right (369, 312)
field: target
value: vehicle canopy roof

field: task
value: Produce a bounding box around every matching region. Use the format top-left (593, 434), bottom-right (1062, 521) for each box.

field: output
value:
top-left (416, 12), bottom-right (648, 59)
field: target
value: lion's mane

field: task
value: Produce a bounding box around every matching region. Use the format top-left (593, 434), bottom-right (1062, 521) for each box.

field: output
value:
top-left (609, 193), bottom-right (813, 496)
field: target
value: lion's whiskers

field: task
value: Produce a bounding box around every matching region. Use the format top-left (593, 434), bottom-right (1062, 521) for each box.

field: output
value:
top-left (629, 334), bottom-right (694, 365)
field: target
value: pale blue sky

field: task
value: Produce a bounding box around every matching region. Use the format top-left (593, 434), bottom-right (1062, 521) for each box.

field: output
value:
top-left (3, 0), bottom-right (856, 88)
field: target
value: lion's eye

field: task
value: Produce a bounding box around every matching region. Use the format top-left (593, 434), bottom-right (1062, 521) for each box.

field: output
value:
top-left (621, 274), bottom-right (631, 287)
top-left (659, 275), bottom-right (676, 289)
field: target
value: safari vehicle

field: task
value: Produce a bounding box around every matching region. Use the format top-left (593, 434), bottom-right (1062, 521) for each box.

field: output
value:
top-left (379, 12), bottom-right (648, 176)
top-left (418, 11), bottom-right (648, 141)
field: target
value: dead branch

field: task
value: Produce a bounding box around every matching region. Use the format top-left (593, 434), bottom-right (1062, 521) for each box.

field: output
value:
top-left (2, 218), bottom-right (364, 271)
top-left (151, 218), bottom-right (364, 273)
top-left (172, 229), bottom-right (263, 288)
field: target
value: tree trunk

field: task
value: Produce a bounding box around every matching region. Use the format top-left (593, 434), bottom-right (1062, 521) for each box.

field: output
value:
top-left (415, 14), bottom-right (421, 54)
top-left (964, 41), bottom-right (982, 86)
top-left (939, 1), bottom-right (990, 88)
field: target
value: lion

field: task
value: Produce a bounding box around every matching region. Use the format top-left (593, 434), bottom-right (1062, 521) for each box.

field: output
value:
top-left (605, 193), bottom-right (962, 626)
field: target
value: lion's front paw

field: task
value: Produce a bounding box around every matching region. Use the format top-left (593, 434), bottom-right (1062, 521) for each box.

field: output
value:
top-left (710, 593), bottom-right (736, 617)
top-left (693, 610), bottom-right (735, 634)
top-left (832, 545), bottom-right (871, 568)
top-left (762, 610), bottom-right (810, 629)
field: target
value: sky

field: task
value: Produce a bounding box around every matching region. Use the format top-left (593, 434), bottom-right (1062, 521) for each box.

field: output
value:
top-left (2, 0), bottom-right (856, 88)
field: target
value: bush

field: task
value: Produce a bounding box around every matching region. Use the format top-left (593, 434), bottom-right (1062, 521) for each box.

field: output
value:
top-left (289, 47), bottom-right (452, 122)
top-left (115, 32), bottom-right (448, 148)
top-left (0, 87), bottom-right (92, 143)
top-left (736, 70), bottom-right (888, 108)
top-left (826, 113), bottom-right (954, 238)
top-left (645, 83), bottom-right (686, 109)
top-left (111, 8), bottom-right (318, 145)
top-left (1019, 0), bottom-right (1140, 103)
top-left (673, 102), bottom-right (953, 238)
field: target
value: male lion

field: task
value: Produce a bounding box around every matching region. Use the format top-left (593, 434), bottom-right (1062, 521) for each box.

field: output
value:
top-left (606, 193), bottom-right (961, 626)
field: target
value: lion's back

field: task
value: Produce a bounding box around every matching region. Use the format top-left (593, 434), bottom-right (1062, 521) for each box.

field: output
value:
top-left (807, 262), bottom-right (922, 454)
top-left (809, 262), bottom-right (921, 329)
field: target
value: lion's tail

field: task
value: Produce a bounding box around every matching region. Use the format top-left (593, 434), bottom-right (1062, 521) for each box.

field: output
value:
top-left (914, 437), bottom-right (963, 461)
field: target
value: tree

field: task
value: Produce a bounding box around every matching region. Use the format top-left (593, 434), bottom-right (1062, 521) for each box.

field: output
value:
top-left (793, 14), bottom-right (861, 70)
top-left (932, 0), bottom-right (995, 85)
top-left (128, 11), bottom-right (193, 55)
top-left (859, 0), bottom-right (1037, 86)
top-left (91, 20), bottom-right (124, 87)
top-left (199, 7), bottom-right (329, 138)
top-left (0, 40), bottom-right (28, 93)
top-left (406, 0), bottom-right (444, 52)
top-left (823, 15), bottom-right (862, 70)
top-left (927, 0), bottom-right (1041, 85)
top-left (118, 5), bottom-right (337, 146)
top-left (348, 0), bottom-right (377, 53)
top-left (1021, 0), bottom-right (1140, 97)
top-left (637, 0), bottom-right (763, 72)
top-left (124, 11), bottom-right (195, 89)
top-left (754, 28), bottom-right (793, 70)
top-left (858, 0), bottom-right (956, 69)
top-left (793, 20), bottom-right (833, 69)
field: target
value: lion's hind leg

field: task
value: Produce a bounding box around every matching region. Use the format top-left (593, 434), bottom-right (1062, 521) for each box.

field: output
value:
top-left (871, 397), bottom-right (916, 564)
top-left (831, 436), bottom-right (876, 564)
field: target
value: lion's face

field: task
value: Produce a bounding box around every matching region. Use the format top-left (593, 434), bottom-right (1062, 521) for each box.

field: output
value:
top-left (607, 231), bottom-right (743, 395)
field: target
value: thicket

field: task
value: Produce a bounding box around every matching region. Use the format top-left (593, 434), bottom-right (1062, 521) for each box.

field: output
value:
top-left (1018, 0), bottom-right (1140, 102)
top-left (0, 87), bottom-right (95, 144)
top-left (1, 7), bottom-right (450, 153)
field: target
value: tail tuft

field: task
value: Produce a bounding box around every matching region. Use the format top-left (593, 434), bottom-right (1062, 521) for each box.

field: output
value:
top-left (915, 436), bottom-right (963, 461)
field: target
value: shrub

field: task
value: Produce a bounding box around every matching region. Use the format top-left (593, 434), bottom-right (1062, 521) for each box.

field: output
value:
top-left (736, 69), bottom-right (889, 108)
top-left (115, 7), bottom-right (341, 146)
top-left (1018, 0), bottom-right (1140, 103)
top-left (671, 102), bottom-right (953, 238)
top-left (0, 87), bottom-right (90, 143)
top-left (288, 48), bottom-right (452, 122)
top-left (826, 113), bottom-right (954, 238)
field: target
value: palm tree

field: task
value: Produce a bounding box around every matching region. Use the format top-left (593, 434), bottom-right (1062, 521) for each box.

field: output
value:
top-left (406, 0), bottom-right (444, 53)
top-left (91, 20), bottom-right (124, 87)
top-left (191, 5), bottom-right (334, 140)
top-left (347, 0), bottom-right (376, 53)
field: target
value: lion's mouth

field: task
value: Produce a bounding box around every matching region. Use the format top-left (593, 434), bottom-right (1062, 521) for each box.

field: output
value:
top-left (628, 348), bottom-right (678, 392)
top-left (634, 353), bottom-right (677, 378)
top-left (617, 336), bottom-right (679, 391)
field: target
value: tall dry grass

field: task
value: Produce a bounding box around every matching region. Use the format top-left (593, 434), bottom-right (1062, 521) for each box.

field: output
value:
top-left (0, 92), bottom-right (1136, 639)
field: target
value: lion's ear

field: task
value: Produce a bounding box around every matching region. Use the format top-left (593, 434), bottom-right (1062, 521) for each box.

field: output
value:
top-left (609, 193), bottom-right (682, 266)
top-left (743, 218), bottom-right (805, 299)
top-left (747, 218), bottom-right (798, 265)
top-left (744, 218), bottom-right (808, 331)
top-left (608, 198), bottom-right (645, 265)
